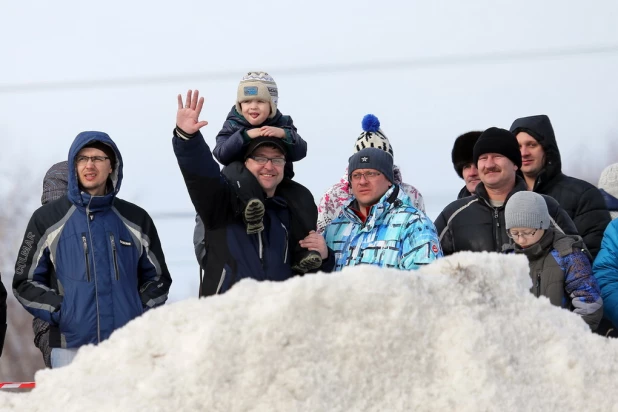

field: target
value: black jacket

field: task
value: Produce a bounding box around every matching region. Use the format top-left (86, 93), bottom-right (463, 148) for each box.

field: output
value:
top-left (435, 177), bottom-right (578, 255)
top-left (510, 115), bottom-right (610, 257)
top-left (457, 186), bottom-right (472, 199)
top-left (0, 274), bottom-right (6, 357)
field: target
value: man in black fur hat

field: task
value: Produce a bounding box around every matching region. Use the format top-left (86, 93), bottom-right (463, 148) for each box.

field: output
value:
top-left (451, 131), bottom-right (483, 199)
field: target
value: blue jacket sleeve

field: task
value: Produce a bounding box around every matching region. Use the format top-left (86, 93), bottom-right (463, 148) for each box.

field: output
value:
top-left (562, 249), bottom-right (603, 330)
top-left (593, 220), bottom-right (618, 326)
top-left (213, 119), bottom-right (247, 166)
top-left (401, 214), bottom-right (443, 270)
top-left (172, 130), bottom-right (243, 230)
top-left (136, 212), bottom-right (173, 310)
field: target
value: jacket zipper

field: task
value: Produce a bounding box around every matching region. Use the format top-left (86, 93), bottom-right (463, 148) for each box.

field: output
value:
top-left (494, 208), bottom-right (500, 247)
top-left (82, 234), bottom-right (91, 282)
top-left (86, 200), bottom-right (101, 343)
top-left (216, 268), bottom-right (226, 294)
top-left (110, 234), bottom-right (120, 281)
top-left (281, 223), bottom-right (289, 264)
top-left (536, 272), bottom-right (541, 297)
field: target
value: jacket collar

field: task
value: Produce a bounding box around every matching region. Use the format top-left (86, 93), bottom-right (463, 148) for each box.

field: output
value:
top-left (344, 185), bottom-right (402, 229)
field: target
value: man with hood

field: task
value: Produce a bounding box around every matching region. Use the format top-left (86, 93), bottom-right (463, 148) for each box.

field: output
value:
top-left (13, 132), bottom-right (172, 368)
top-left (510, 115), bottom-right (610, 257)
top-left (451, 131), bottom-right (483, 199)
top-left (435, 128), bottom-right (578, 256)
top-left (317, 114), bottom-right (425, 234)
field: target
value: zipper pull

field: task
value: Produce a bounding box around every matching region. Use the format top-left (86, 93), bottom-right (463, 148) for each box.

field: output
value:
top-left (536, 273), bottom-right (541, 297)
top-left (494, 209), bottom-right (500, 227)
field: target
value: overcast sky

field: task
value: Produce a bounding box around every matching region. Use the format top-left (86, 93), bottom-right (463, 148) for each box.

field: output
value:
top-left (1, 0), bottom-right (617, 300)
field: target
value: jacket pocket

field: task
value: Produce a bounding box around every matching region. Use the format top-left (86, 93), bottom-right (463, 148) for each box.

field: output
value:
top-left (109, 234), bottom-right (120, 281)
top-left (81, 233), bottom-right (91, 282)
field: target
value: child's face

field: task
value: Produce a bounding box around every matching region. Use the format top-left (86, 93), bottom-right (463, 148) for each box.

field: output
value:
top-left (508, 227), bottom-right (544, 248)
top-left (240, 99), bottom-right (271, 126)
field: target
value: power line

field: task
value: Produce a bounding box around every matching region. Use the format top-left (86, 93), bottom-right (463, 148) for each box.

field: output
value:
top-left (150, 211), bottom-right (195, 220)
top-left (2, 44), bottom-right (618, 94)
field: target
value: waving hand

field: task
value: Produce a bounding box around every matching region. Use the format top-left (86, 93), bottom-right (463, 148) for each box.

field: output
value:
top-left (177, 89), bottom-right (208, 134)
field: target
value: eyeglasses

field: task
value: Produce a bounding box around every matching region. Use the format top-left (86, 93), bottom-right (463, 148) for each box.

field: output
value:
top-left (248, 156), bottom-right (286, 166)
top-left (507, 229), bottom-right (538, 239)
top-left (350, 171), bottom-right (382, 182)
top-left (76, 155), bottom-right (110, 165)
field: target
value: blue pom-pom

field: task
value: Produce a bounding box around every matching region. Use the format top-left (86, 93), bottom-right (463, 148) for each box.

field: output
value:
top-left (362, 114), bottom-right (380, 133)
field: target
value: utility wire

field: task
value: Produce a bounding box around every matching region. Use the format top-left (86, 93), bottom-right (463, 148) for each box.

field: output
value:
top-left (2, 44), bottom-right (618, 94)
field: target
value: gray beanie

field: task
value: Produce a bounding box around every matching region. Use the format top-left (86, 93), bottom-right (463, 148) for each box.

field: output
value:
top-left (41, 161), bottom-right (69, 205)
top-left (348, 147), bottom-right (394, 184)
top-left (505, 191), bottom-right (550, 230)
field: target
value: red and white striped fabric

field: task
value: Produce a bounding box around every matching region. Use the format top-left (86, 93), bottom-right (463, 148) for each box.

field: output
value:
top-left (0, 382), bottom-right (36, 389)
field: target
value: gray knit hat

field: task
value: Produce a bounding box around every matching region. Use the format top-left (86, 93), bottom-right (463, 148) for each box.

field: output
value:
top-left (41, 161), bottom-right (69, 205)
top-left (348, 147), bottom-right (394, 184)
top-left (505, 191), bottom-right (550, 230)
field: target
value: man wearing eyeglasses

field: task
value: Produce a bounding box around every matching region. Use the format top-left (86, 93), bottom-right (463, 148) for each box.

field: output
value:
top-left (173, 91), bottom-right (335, 296)
top-left (13, 131), bottom-right (172, 368)
top-left (435, 127), bottom-right (579, 256)
top-left (322, 147), bottom-right (442, 271)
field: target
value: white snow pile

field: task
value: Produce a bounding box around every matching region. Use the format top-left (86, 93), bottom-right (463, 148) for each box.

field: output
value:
top-left (2, 252), bottom-right (618, 411)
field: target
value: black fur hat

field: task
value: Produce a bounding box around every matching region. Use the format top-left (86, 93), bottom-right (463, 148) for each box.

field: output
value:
top-left (451, 131), bottom-right (483, 178)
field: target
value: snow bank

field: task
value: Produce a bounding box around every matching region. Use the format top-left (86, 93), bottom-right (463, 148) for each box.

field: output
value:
top-left (2, 252), bottom-right (618, 411)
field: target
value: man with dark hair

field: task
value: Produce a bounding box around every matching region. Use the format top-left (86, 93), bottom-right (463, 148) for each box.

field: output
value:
top-left (451, 131), bottom-right (483, 198)
top-left (510, 114), bottom-right (610, 257)
top-left (13, 132), bottom-right (172, 368)
top-left (173, 90), bottom-right (334, 296)
top-left (435, 127), bottom-right (578, 255)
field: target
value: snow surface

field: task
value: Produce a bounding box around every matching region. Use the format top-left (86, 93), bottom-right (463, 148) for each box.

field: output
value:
top-left (2, 252), bottom-right (618, 412)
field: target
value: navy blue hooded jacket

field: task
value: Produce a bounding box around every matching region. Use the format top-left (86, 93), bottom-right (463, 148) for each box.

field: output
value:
top-left (13, 131), bottom-right (172, 349)
top-left (173, 130), bottom-right (334, 296)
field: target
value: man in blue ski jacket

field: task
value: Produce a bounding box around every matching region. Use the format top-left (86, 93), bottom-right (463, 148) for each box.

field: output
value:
top-left (13, 131), bottom-right (172, 368)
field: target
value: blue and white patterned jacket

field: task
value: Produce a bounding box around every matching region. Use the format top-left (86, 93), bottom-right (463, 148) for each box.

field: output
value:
top-left (323, 185), bottom-right (442, 271)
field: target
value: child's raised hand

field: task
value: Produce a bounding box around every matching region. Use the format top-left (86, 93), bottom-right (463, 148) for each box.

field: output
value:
top-left (176, 90), bottom-right (208, 134)
top-left (259, 126), bottom-right (286, 138)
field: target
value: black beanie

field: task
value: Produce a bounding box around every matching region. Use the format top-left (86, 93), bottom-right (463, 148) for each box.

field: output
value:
top-left (452, 131), bottom-right (483, 178)
top-left (472, 127), bottom-right (522, 169)
top-left (82, 141), bottom-right (117, 171)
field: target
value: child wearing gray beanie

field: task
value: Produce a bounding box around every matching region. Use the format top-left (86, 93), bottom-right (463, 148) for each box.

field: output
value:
top-left (504, 191), bottom-right (603, 330)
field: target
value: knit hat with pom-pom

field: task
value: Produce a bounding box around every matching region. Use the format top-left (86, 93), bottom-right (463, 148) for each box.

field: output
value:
top-left (353, 114), bottom-right (393, 157)
top-left (348, 114), bottom-right (394, 184)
